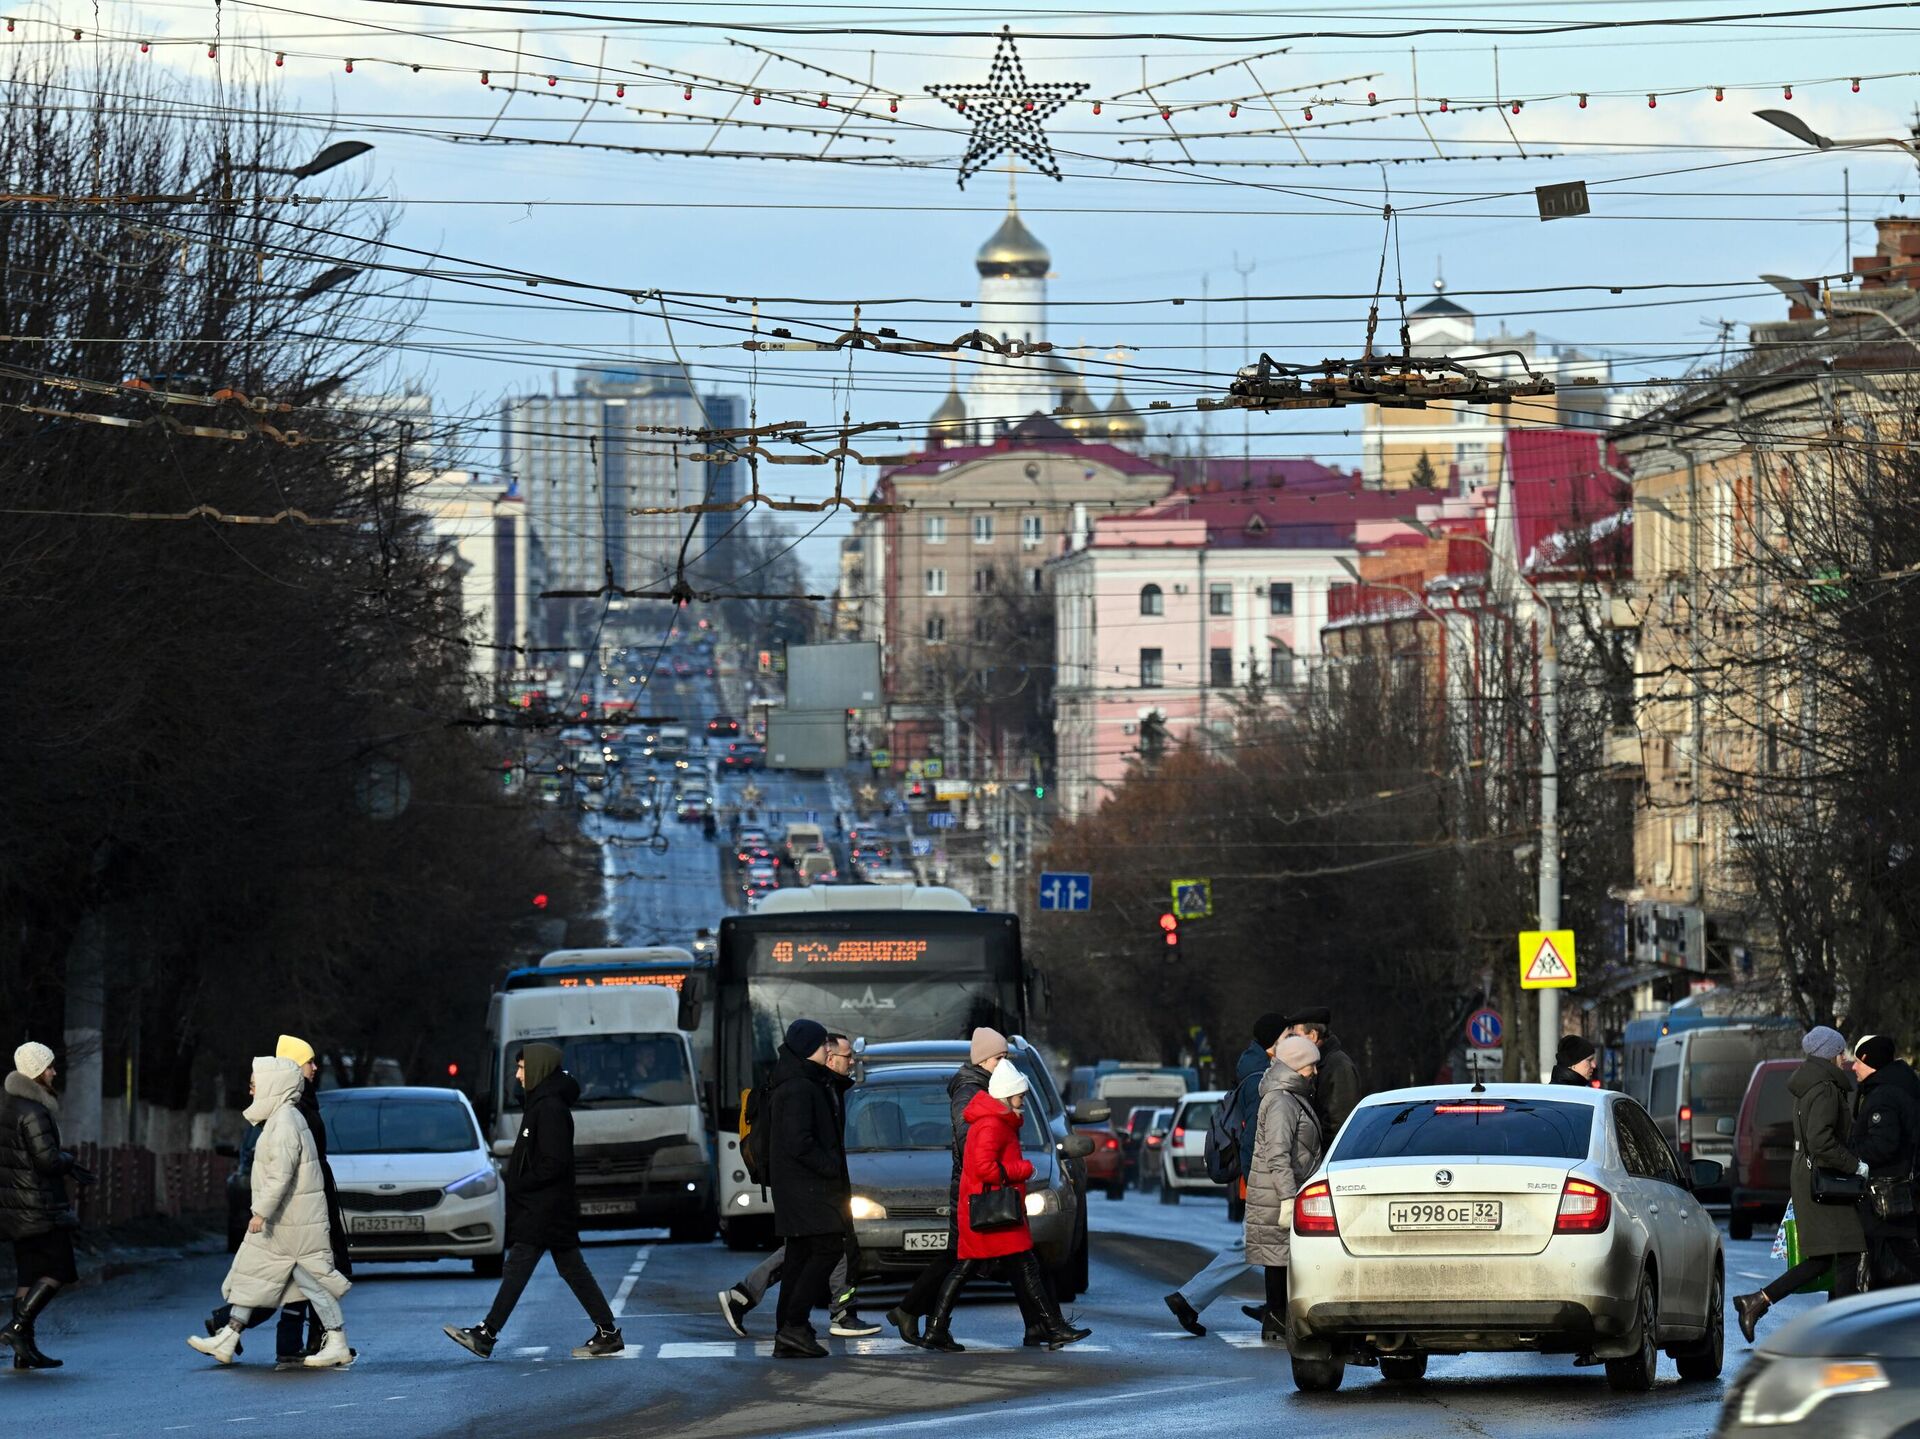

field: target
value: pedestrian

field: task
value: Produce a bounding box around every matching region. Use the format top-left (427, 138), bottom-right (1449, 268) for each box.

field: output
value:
top-left (1, 1042), bottom-right (91, 1370)
top-left (718, 1034), bottom-right (878, 1339)
top-left (1551, 1034), bottom-right (1601, 1087)
top-left (1164, 1012), bottom-right (1287, 1337)
top-left (206, 1034), bottom-right (354, 1366)
top-left (443, 1043), bottom-right (623, 1360)
top-left (1847, 1033), bottom-right (1920, 1289)
top-left (189, 1057), bottom-right (353, 1367)
top-left (920, 1062), bottom-right (1089, 1353)
top-left (1285, 1008), bottom-right (1361, 1138)
top-left (1734, 1026), bottom-right (1871, 1343)
top-left (886, 1026), bottom-right (1002, 1347)
top-left (763, 1019), bottom-right (852, 1359)
top-left (1246, 1034), bottom-right (1324, 1346)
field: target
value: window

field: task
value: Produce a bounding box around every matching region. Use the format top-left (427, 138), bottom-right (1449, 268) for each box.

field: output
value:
top-left (1269, 582), bottom-right (1294, 616)
top-left (321, 1097), bottom-right (480, 1155)
top-left (1139, 648), bottom-right (1163, 687)
top-left (1331, 1098), bottom-right (1594, 1162)
top-left (972, 514), bottom-right (995, 545)
top-left (1140, 584), bottom-right (1164, 616)
top-left (925, 568), bottom-right (947, 596)
top-left (1028, 568), bottom-right (1044, 594)
top-left (925, 515), bottom-right (947, 545)
top-left (1617, 1101), bottom-right (1682, 1186)
top-left (1209, 582), bottom-right (1232, 616)
top-left (925, 615), bottom-right (946, 642)
top-left (972, 616), bottom-right (989, 641)
top-left (1021, 514), bottom-right (1043, 547)
top-left (1210, 647), bottom-right (1233, 687)
top-left (973, 568), bottom-right (995, 593)
top-left (1269, 643), bottom-right (1295, 689)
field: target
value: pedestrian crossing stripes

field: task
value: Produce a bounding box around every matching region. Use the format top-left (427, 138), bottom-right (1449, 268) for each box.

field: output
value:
top-left (499, 1338), bottom-right (1113, 1362)
top-left (1146, 1330), bottom-right (1276, 1350)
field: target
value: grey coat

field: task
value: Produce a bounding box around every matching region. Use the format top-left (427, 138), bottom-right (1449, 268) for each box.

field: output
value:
top-left (1789, 1057), bottom-right (1866, 1259)
top-left (1244, 1056), bottom-right (1323, 1268)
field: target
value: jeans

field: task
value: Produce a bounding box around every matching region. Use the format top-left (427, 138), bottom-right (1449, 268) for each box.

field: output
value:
top-left (1762, 1252), bottom-right (1863, 1304)
top-left (738, 1243), bottom-right (854, 1314)
top-left (484, 1244), bottom-right (615, 1335)
top-left (776, 1232), bottom-right (845, 1333)
top-left (1177, 1234), bottom-right (1252, 1315)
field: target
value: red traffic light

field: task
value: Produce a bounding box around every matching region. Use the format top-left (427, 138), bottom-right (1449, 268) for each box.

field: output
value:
top-left (1159, 912), bottom-right (1179, 946)
top-left (532, 892), bottom-right (549, 910)
top-left (447, 1062), bottom-right (459, 1077)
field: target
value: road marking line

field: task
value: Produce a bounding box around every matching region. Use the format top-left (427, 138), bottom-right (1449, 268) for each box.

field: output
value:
top-left (1219, 1332), bottom-right (1264, 1348)
top-left (616, 1344), bottom-right (646, 1358)
top-left (611, 1245), bottom-right (652, 1317)
top-left (831, 1377), bottom-right (1248, 1436)
top-left (511, 1346), bottom-right (550, 1358)
top-left (658, 1341), bottom-right (737, 1359)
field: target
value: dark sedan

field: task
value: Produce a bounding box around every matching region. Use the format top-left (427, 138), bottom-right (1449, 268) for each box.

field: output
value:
top-left (1716, 1290), bottom-right (1920, 1436)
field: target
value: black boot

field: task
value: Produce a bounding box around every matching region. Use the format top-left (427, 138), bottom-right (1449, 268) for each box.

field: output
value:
top-left (885, 1306), bottom-right (925, 1348)
top-left (3, 1281), bottom-right (63, 1369)
top-left (1734, 1291), bottom-right (1770, 1345)
top-left (771, 1325), bottom-right (828, 1359)
top-left (1008, 1252), bottom-right (1088, 1349)
top-left (921, 1261), bottom-right (972, 1353)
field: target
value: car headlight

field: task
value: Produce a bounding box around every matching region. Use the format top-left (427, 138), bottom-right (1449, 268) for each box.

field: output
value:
top-left (849, 1195), bottom-right (888, 1221)
top-left (1739, 1358), bottom-right (1890, 1425)
top-left (446, 1168), bottom-right (499, 1200)
top-left (1024, 1189), bottom-right (1060, 1218)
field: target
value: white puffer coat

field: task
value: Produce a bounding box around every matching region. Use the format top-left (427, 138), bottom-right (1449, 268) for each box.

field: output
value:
top-left (219, 1057), bottom-right (351, 1311)
top-left (1244, 1055), bottom-right (1324, 1268)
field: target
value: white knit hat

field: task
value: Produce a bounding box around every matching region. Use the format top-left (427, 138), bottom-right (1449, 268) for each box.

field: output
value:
top-left (13, 1042), bottom-right (54, 1080)
top-left (987, 1062), bottom-right (1030, 1101)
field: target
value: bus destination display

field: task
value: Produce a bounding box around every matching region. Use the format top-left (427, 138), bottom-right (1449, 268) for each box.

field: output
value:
top-left (749, 934), bottom-right (986, 972)
top-left (506, 970), bottom-right (687, 991)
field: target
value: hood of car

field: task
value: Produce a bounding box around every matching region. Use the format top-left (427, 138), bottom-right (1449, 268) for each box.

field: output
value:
top-left (847, 1147), bottom-right (951, 1198)
top-left (328, 1150), bottom-right (489, 1189)
top-left (1762, 1290), bottom-right (1920, 1359)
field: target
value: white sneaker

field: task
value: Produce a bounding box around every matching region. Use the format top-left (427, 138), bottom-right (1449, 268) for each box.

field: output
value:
top-left (188, 1326), bottom-right (240, 1364)
top-left (303, 1328), bottom-right (353, 1368)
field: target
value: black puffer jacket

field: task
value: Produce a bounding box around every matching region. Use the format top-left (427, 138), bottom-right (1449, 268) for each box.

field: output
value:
top-left (1313, 1032), bottom-right (1363, 1138)
top-left (766, 1043), bottom-right (852, 1238)
top-left (1852, 1057), bottom-right (1920, 1238)
top-left (0, 1070), bottom-right (76, 1240)
top-left (944, 1061), bottom-right (993, 1210)
top-left (506, 1069), bottom-right (583, 1249)
top-left (296, 1085), bottom-right (352, 1276)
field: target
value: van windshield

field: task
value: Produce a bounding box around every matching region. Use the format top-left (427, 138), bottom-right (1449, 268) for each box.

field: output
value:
top-left (1691, 1060), bottom-right (1762, 1114)
top-left (505, 1034), bottom-right (692, 1110)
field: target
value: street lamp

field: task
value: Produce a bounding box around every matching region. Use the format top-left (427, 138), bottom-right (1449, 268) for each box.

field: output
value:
top-left (196, 140), bottom-right (374, 194)
top-left (1754, 109), bottom-right (1920, 160)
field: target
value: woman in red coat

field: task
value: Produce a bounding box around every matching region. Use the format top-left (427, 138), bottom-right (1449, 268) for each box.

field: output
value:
top-left (921, 1063), bottom-right (1090, 1352)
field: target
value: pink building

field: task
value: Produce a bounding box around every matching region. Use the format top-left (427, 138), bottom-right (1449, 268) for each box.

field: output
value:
top-left (1050, 468), bottom-right (1413, 818)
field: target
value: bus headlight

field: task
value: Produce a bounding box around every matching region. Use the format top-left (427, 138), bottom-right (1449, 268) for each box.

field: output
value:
top-left (1024, 1190), bottom-right (1059, 1218)
top-left (849, 1195), bottom-right (888, 1221)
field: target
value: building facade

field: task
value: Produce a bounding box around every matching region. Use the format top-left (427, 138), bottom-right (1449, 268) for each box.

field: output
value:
top-left (413, 469), bottom-right (532, 681)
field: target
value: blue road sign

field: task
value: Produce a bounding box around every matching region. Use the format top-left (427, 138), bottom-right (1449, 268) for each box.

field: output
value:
top-left (1466, 1008), bottom-right (1504, 1049)
top-left (1171, 878), bottom-right (1213, 920)
top-left (805, 809), bottom-right (819, 823)
top-left (910, 838), bottom-right (933, 857)
top-left (1038, 872), bottom-right (1092, 912)
top-left (926, 811), bottom-right (956, 830)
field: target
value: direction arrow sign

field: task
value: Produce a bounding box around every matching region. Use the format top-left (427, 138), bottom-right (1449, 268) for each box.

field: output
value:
top-left (926, 811), bottom-right (956, 830)
top-left (1465, 1007), bottom-right (1504, 1049)
top-left (1170, 878), bottom-right (1213, 920)
top-left (1519, 929), bottom-right (1578, 989)
top-left (1038, 872), bottom-right (1092, 912)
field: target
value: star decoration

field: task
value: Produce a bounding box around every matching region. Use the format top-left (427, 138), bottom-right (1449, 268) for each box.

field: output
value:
top-left (858, 783), bottom-right (880, 805)
top-left (925, 26), bottom-right (1087, 188)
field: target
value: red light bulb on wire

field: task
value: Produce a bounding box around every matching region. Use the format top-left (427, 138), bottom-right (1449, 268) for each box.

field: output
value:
top-left (1091, 100), bottom-right (1101, 114)
top-left (140, 40), bottom-right (149, 53)
top-left (1303, 107), bottom-right (1312, 120)
top-left (889, 98), bottom-right (897, 112)
top-left (1851, 77), bottom-right (1861, 92)
top-left (344, 58), bottom-right (353, 73)
top-left (1783, 85), bottom-right (1792, 99)
top-left (752, 92), bottom-right (761, 104)
top-left (1577, 93), bottom-right (1587, 109)
top-left (683, 85), bottom-right (692, 100)
top-left (615, 83), bottom-right (625, 98)
top-left (1648, 93), bottom-right (1657, 108)
top-left (207, 44), bottom-right (217, 58)
top-left (1511, 100), bottom-right (1521, 114)
top-left (1024, 98), bottom-right (1035, 111)
top-left (547, 74), bottom-right (557, 87)
top-left (1714, 86), bottom-right (1723, 101)
top-left (480, 69), bottom-right (488, 84)
top-left (1439, 98), bottom-right (1448, 112)
top-left (1229, 102), bottom-right (1239, 118)
top-left (820, 93), bottom-right (829, 108)
top-left (1160, 107), bottom-right (1170, 119)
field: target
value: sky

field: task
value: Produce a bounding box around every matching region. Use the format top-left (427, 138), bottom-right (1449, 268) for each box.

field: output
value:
top-left (35, 1), bottom-right (1920, 584)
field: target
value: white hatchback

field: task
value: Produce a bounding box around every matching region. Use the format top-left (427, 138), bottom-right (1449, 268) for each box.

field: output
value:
top-left (1287, 1083), bottom-right (1724, 1395)
top-left (318, 1087), bottom-right (506, 1278)
top-left (1159, 1090), bottom-right (1229, 1202)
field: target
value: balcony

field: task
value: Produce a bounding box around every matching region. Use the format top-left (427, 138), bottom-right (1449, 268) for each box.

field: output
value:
top-left (1604, 725), bottom-right (1644, 777)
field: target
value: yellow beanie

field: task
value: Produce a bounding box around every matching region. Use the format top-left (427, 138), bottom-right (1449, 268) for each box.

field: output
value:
top-left (275, 1034), bottom-right (316, 1066)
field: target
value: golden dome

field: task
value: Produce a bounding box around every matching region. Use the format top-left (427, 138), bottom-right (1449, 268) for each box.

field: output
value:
top-left (1103, 380), bottom-right (1147, 441)
top-left (976, 206), bottom-right (1050, 278)
top-left (928, 380), bottom-right (968, 443)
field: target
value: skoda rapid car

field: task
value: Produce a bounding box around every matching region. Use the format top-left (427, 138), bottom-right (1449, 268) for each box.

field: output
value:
top-left (1287, 1084), bottom-right (1724, 1394)
top-left (319, 1087), bottom-right (506, 1277)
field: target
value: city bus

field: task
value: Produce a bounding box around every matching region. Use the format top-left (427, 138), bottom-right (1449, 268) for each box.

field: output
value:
top-left (710, 885), bottom-right (1041, 1248)
top-left (483, 947), bottom-right (717, 1240)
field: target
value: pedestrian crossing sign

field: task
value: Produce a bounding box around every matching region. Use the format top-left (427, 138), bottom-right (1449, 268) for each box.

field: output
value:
top-left (1519, 929), bottom-right (1577, 989)
top-left (1171, 878), bottom-right (1212, 920)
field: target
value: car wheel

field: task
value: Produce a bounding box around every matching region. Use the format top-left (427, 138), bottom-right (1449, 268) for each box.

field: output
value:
top-left (1605, 1272), bottom-right (1660, 1393)
top-left (1106, 1180), bottom-right (1125, 1201)
top-left (1729, 1210), bottom-right (1754, 1242)
top-left (1673, 1264), bottom-right (1724, 1382)
top-left (1159, 1182), bottom-right (1180, 1205)
top-left (1379, 1353), bottom-right (1428, 1385)
top-left (1291, 1354), bottom-right (1346, 1392)
top-left (471, 1253), bottom-right (505, 1279)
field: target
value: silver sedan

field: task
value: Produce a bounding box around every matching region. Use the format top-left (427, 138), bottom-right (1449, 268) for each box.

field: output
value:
top-left (1287, 1083), bottom-right (1725, 1394)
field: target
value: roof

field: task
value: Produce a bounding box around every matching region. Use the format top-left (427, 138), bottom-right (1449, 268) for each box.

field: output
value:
top-left (1504, 429), bottom-right (1632, 577)
top-left (881, 430), bottom-right (1173, 478)
top-left (977, 207), bottom-right (1050, 277)
top-left (1096, 474), bottom-right (1418, 550)
top-left (1168, 456), bottom-right (1364, 492)
top-left (1413, 295), bottom-right (1471, 318)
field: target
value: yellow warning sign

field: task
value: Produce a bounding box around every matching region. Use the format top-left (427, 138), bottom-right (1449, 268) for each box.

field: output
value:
top-left (1519, 930), bottom-right (1577, 990)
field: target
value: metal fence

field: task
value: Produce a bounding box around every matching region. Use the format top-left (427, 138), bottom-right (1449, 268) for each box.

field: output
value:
top-left (72, 1144), bottom-right (232, 1227)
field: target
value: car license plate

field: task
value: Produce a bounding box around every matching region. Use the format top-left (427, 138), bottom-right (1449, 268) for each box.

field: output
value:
top-left (579, 1199), bottom-right (637, 1217)
top-left (1387, 1200), bottom-right (1501, 1231)
top-left (904, 1230), bottom-right (949, 1252)
top-left (351, 1215), bottom-right (426, 1234)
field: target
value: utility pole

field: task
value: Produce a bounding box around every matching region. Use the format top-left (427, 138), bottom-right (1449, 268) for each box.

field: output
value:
top-left (1536, 626), bottom-right (1561, 1082)
top-left (1199, 272), bottom-right (1211, 486)
top-left (1233, 253), bottom-right (1256, 477)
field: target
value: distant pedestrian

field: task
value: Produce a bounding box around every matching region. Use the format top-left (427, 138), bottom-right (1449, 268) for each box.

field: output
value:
top-left (1847, 1034), bottom-right (1920, 1289)
top-left (1285, 1008), bottom-right (1361, 1138)
top-left (1164, 1012), bottom-right (1287, 1337)
top-left (920, 1062), bottom-right (1089, 1353)
top-left (1246, 1034), bottom-right (1323, 1346)
top-left (1, 1042), bottom-right (91, 1370)
top-left (887, 1027), bottom-right (1002, 1347)
top-left (444, 1043), bottom-right (623, 1360)
top-left (1551, 1034), bottom-right (1601, 1088)
top-left (763, 1019), bottom-right (853, 1359)
top-left (1734, 1026), bottom-right (1870, 1343)
top-left (189, 1057), bottom-right (353, 1367)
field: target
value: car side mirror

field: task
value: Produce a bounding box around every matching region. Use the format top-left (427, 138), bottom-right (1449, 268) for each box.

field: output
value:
top-left (1060, 1134), bottom-right (1095, 1159)
top-left (1715, 1117), bottom-right (1737, 1136)
top-left (491, 1137), bottom-right (516, 1159)
top-left (1689, 1158), bottom-right (1724, 1190)
top-left (1070, 1102), bottom-right (1110, 1125)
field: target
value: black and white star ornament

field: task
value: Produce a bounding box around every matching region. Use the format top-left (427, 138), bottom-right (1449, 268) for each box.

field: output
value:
top-left (925, 26), bottom-right (1087, 188)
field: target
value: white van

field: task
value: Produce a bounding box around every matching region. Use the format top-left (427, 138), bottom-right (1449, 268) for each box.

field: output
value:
top-left (482, 952), bottom-right (714, 1240)
top-left (1646, 1023), bottom-right (1801, 1188)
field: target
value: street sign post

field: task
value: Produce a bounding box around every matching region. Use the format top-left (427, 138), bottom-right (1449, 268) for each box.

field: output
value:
top-left (1038, 872), bottom-right (1092, 912)
top-left (1465, 1008), bottom-right (1504, 1049)
top-left (1519, 930), bottom-right (1577, 989)
top-left (1170, 878), bottom-right (1213, 920)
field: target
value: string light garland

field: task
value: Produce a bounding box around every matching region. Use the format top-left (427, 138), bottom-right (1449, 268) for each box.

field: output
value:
top-left (925, 26), bottom-right (1087, 186)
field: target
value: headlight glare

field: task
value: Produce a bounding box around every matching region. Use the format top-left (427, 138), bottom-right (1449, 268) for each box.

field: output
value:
top-left (849, 1195), bottom-right (888, 1221)
top-left (1024, 1190), bottom-right (1059, 1217)
top-left (447, 1167), bottom-right (499, 1200)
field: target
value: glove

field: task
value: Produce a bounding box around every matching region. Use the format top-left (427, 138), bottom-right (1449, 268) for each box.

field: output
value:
top-left (1857, 1161), bottom-right (1871, 1178)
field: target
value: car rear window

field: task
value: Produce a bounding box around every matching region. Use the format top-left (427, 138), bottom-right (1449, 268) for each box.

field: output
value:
top-left (1331, 1098), bottom-right (1594, 1161)
top-left (1753, 1069), bottom-right (1794, 1129)
top-left (1180, 1100), bottom-right (1219, 1130)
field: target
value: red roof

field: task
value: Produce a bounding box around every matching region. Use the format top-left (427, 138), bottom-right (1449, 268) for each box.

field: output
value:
top-left (881, 439), bottom-right (1171, 479)
top-left (1100, 479), bottom-right (1415, 550)
top-left (1506, 430), bottom-right (1631, 576)
top-left (1168, 456), bottom-right (1365, 492)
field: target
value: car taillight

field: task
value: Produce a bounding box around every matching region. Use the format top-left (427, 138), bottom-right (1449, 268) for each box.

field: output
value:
top-left (1292, 1180), bottom-right (1338, 1235)
top-left (1554, 1177), bottom-right (1613, 1235)
top-left (1679, 1105), bottom-right (1693, 1157)
top-left (1172, 1125), bottom-right (1186, 1144)
top-left (1104, 1135), bottom-right (1119, 1150)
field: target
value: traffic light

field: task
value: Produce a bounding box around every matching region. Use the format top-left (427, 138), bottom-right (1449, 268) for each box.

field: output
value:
top-left (532, 892), bottom-right (549, 910)
top-left (1033, 783), bottom-right (1045, 799)
top-left (446, 1062), bottom-right (460, 1078)
top-left (1159, 911), bottom-right (1180, 951)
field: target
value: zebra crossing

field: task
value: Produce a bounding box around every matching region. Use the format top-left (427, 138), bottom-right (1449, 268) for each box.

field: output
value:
top-left (504, 1336), bottom-right (1115, 1361)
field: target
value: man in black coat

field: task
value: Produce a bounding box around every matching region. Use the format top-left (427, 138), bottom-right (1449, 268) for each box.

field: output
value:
top-left (766, 1018), bottom-right (853, 1358)
top-left (444, 1043), bottom-right (623, 1360)
top-left (1850, 1034), bottom-right (1920, 1288)
top-left (1287, 1008), bottom-right (1363, 1138)
top-left (1551, 1034), bottom-right (1601, 1087)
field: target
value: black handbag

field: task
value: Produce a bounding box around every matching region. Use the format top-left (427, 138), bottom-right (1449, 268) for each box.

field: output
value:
top-left (1868, 1176), bottom-right (1916, 1222)
top-left (1808, 1155), bottom-right (1867, 1206)
top-left (967, 1158), bottom-right (1024, 1233)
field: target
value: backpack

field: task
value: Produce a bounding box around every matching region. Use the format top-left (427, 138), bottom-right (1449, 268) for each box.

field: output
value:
top-left (1204, 1082), bottom-right (1249, 1184)
top-left (740, 1076), bottom-right (774, 1187)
